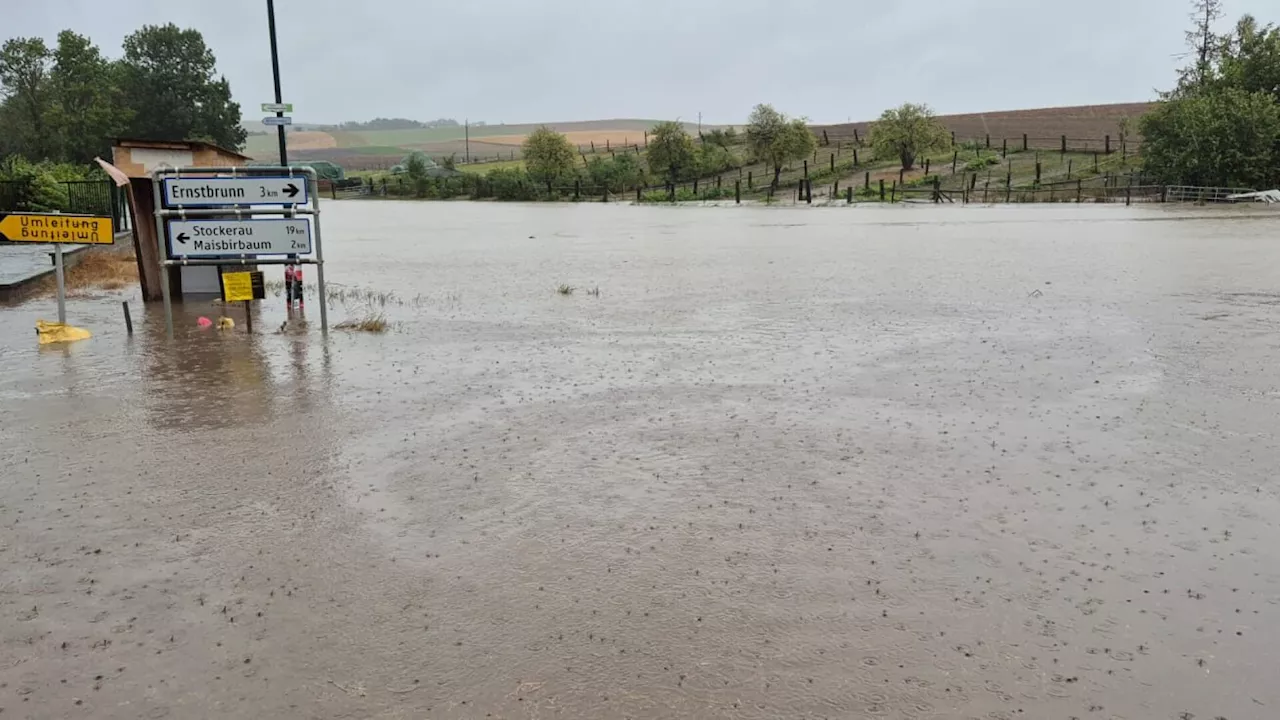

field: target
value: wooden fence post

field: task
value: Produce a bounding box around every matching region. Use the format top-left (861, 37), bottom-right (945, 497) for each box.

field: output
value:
top-left (953, 151), bottom-right (958, 173)
top-left (1002, 137), bottom-right (1007, 157)
top-left (605, 139), bottom-right (610, 151)
top-left (951, 130), bottom-right (956, 147)
top-left (932, 176), bottom-right (941, 203)
top-left (1061, 135), bottom-right (1067, 154)
top-left (853, 129), bottom-right (860, 145)
top-left (748, 171), bottom-right (753, 189)
top-left (637, 186), bottom-right (642, 203)
top-left (1094, 152), bottom-right (1099, 172)
top-left (804, 159), bottom-right (809, 178)
top-left (985, 134), bottom-right (990, 149)
top-left (591, 141), bottom-right (595, 153)
top-left (1077, 179), bottom-right (1082, 203)
top-left (853, 148), bottom-right (859, 165)
top-left (847, 186), bottom-right (853, 204)
top-left (693, 178), bottom-right (699, 194)
top-left (1067, 159), bottom-right (1073, 179)
top-left (833, 178), bottom-right (839, 197)
top-left (865, 171), bottom-right (870, 188)
top-left (890, 181), bottom-right (897, 203)
top-left (1035, 162), bottom-right (1042, 185)
top-left (899, 167), bottom-right (905, 185)
top-left (879, 178), bottom-right (885, 201)
top-left (716, 175), bottom-right (721, 190)
top-left (574, 179), bottom-right (580, 200)
top-left (1022, 134), bottom-right (1028, 151)
top-left (644, 131), bottom-right (648, 146)
top-left (830, 153), bottom-right (835, 172)
top-left (924, 158), bottom-right (930, 175)
top-left (823, 129), bottom-right (829, 145)
top-left (1105, 135), bottom-right (1111, 154)
top-left (735, 179), bottom-right (741, 204)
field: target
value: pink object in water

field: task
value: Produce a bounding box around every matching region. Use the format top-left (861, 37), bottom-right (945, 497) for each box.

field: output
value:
top-left (197, 317), bottom-right (213, 328)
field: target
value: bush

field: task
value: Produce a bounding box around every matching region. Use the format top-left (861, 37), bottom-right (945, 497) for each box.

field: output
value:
top-left (963, 156), bottom-right (1001, 171)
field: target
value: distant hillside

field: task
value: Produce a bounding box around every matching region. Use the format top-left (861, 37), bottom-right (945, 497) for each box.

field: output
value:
top-left (813, 102), bottom-right (1155, 151)
top-left (245, 119), bottom-right (702, 170)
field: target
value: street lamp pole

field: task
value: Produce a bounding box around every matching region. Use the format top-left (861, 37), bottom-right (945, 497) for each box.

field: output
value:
top-left (266, 0), bottom-right (287, 166)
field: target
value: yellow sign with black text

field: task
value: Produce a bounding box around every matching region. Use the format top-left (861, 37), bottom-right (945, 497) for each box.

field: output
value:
top-left (221, 271), bottom-right (265, 303)
top-left (0, 213), bottom-right (113, 245)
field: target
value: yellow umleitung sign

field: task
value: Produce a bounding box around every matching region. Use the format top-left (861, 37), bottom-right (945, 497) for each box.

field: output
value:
top-left (0, 213), bottom-right (113, 244)
top-left (222, 271), bottom-right (254, 302)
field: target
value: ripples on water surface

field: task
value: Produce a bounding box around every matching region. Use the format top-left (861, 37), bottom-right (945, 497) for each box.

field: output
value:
top-left (2, 202), bottom-right (1279, 719)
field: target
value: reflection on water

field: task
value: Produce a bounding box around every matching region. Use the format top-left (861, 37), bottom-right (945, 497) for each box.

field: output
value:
top-left (1, 202), bottom-right (1279, 719)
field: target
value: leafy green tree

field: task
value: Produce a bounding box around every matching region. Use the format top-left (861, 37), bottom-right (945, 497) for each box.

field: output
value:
top-left (587, 152), bottom-right (647, 192)
top-left (646, 121), bottom-right (696, 181)
top-left (49, 31), bottom-right (131, 164)
top-left (1139, 87), bottom-right (1280, 188)
top-left (745, 104), bottom-right (816, 187)
top-left (119, 24), bottom-right (246, 150)
top-left (521, 126), bottom-right (576, 185)
top-left (1140, 4), bottom-right (1280, 187)
top-left (1216, 15), bottom-right (1280, 101)
top-left (868, 103), bottom-right (949, 170)
top-left (0, 37), bottom-right (53, 159)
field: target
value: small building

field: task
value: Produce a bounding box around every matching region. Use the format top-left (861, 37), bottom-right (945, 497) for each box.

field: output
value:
top-left (111, 138), bottom-right (255, 300)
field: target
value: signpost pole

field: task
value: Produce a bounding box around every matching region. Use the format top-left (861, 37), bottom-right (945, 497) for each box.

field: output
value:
top-left (267, 0), bottom-right (288, 167)
top-left (54, 243), bottom-right (66, 324)
top-left (153, 179), bottom-right (175, 339)
top-left (314, 205), bottom-right (328, 336)
top-left (244, 300), bottom-right (253, 334)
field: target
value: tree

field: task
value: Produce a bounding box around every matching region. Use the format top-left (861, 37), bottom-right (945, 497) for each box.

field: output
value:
top-left (48, 31), bottom-right (131, 164)
top-left (869, 103), bottom-right (949, 170)
top-left (587, 152), bottom-right (647, 193)
top-left (1181, 0), bottom-right (1226, 91)
top-left (521, 126), bottom-right (575, 185)
top-left (1216, 15), bottom-right (1280, 102)
top-left (745, 104), bottom-right (816, 187)
top-left (0, 37), bottom-right (52, 159)
top-left (646, 121), bottom-right (696, 181)
top-left (1140, 4), bottom-right (1280, 188)
top-left (119, 24), bottom-right (246, 150)
top-left (1139, 87), bottom-right (1280, 188)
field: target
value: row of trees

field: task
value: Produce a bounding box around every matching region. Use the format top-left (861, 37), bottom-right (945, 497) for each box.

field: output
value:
top-left (0, 24), bottom-right (246, 165)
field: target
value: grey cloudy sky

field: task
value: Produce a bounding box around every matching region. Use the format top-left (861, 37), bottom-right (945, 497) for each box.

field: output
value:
top-left (7, 0), bottom-right (1276, 125)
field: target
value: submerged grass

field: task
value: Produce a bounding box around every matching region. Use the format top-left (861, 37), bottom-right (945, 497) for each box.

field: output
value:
top-left (334, 312), bottom-right (389, 333)
top-left (556, 284), bottom-right (575, 295)
top-left (43, 247), bottom-right (138, 296)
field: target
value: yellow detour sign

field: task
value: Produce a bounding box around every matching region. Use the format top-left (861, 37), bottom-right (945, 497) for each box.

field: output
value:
top-left (0, 213), bottom-right (113, 244)
top-left (221, 271), bottom-right (265, 302)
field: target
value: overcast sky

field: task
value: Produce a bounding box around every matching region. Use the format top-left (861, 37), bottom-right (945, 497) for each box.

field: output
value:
top-left (7, 0), bottom-right (1275, 125)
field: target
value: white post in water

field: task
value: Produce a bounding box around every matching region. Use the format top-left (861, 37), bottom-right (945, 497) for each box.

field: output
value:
top-left (54, 243), bottom-right (66, 324)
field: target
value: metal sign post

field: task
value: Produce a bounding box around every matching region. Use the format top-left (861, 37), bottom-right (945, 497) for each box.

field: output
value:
top-left (152, 166), bottom-right (327, 339)
top-left (54, 243), bottom-right (66, 323)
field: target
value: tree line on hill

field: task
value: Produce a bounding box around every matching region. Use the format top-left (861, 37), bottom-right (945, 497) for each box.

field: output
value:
top-left (329, 117), bottom-right (466, 131)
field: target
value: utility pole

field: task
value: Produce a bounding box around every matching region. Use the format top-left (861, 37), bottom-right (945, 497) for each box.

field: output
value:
top-left (465, 118), bottom-right (470, 164)
top-left (266, 0), bottom-right (287, 166)
top-left (698, 111), bottom-right (702, 136)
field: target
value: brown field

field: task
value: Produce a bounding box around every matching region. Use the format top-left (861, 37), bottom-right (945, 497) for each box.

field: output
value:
top-left (284, 130), bottom-right (339, 150)
top-left (480, 130), bottom-right (647, 148)
top-left (814, 102), bottom-right (1156, 150)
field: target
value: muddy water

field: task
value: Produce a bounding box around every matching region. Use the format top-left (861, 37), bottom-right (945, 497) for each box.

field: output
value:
top-left (2, 202), bottom-right (1279, 719)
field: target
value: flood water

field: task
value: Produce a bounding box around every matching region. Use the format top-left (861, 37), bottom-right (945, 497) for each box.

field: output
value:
top-left (2, 201), bottom-right (1279, 719)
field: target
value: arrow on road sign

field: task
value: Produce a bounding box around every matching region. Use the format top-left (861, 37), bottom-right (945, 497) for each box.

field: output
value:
top-left (284, 183), bottom-right (299, 198)
top-left (176, 232), bottom-right (189, 245)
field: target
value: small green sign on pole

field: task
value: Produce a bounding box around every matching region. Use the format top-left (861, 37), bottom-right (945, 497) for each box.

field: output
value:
top-left (261, 102), bottom-right (293, 113)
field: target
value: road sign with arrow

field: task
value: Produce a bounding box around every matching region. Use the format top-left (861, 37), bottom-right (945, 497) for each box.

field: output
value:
top-left (161, 176), bottom-right (308, 208)
top-left (166, 217), bottom-right (312, 257)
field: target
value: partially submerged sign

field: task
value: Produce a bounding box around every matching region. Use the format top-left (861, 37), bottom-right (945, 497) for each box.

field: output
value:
top-left (0, 213), bottom-right (113, 244)
top-left (221, 271), bottom-right (266, 302)
top-left (162, 176), bottom-right (309, 207)
top-left (167, 218), bottom-right (312, 257)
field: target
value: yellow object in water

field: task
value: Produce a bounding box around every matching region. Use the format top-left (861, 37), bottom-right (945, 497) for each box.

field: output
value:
top-left (216, 316), bottom-right (235, 330)
top-left (35, 320), bottom-right (92, 345)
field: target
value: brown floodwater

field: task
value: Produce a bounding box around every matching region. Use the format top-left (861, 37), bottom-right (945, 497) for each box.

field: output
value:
top-left (2, 201), bottom-right (1279, 719)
